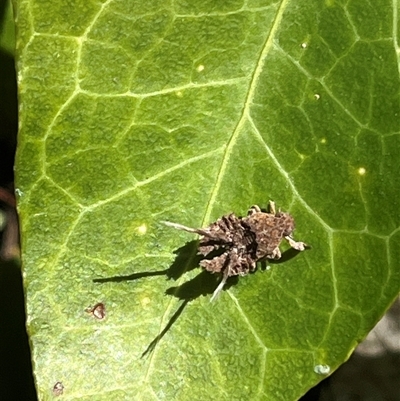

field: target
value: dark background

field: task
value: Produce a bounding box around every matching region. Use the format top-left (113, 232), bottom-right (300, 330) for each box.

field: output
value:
top-left (0, 1), bottom-right (37, 399)
top-left (0, 0), bottom-right (398, 400)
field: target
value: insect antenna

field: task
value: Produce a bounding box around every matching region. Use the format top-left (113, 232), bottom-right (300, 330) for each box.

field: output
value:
top-left (162, 221), bottom-right (212, 237)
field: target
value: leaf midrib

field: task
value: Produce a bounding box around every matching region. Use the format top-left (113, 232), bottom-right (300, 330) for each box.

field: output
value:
top-left (201, 0), bottom-right (291, 224)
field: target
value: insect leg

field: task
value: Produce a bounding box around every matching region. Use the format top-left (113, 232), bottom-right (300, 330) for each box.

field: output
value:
top-left (268, 200), bottom-right (276, 214)
top-left (210, 265), bottom-right (231, 302)
top-left (285, 236), bottom-right (308, 251)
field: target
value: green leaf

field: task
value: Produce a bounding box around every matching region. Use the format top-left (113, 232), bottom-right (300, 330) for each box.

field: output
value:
top-left (15, 0), bottom-right (400, 400)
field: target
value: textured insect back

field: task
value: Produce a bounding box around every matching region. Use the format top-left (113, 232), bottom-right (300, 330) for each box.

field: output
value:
top-left (198, 213), bottom-right (257, 275)
top-left (164, 201), bottom-right (308, 301)
top-left (244, 211), bottom-right (285, 259)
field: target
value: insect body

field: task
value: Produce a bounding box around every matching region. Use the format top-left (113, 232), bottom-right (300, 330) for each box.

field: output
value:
top-left (165, 201), bottom-right (307, 301)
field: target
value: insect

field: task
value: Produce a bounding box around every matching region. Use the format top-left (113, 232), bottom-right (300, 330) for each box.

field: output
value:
top-left (165, 201), bottom-right (308, 301)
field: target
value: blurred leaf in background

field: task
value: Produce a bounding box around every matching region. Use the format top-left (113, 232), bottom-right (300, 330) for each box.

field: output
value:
top-left (0, 0), bottom-right (17, 185)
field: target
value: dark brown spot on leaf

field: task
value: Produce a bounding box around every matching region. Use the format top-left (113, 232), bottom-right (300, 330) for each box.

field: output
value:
top-left (86, 302), bottom-right (106, 320)
top-left (52, 381), bottom-right (64, 396)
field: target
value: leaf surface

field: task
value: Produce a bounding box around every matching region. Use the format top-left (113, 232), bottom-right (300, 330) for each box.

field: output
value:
top-left (15, 0), bottom-right (400, 400)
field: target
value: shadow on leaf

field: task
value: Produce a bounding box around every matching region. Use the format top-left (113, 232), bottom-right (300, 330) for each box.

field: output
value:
top-left (94, 240), bottom-right (229, 356)
top-left (93, 241), bottom-right (202, 284)
top-left (94, 240), bottom-right (304, 357)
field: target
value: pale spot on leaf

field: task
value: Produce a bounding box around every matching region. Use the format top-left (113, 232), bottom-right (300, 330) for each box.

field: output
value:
top-left (141, 297), bottom-right (151, 307)
top-left (137, 223), bottom-right (147, 235)
top-left (314, 364), bottom-right (330, 375)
